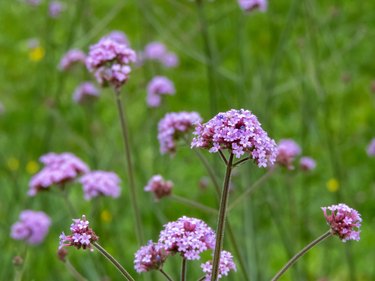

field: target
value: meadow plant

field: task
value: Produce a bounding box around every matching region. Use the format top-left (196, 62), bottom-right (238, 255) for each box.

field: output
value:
top-left (104, 30), bottom-right (130, 46)
top-left (299, 156), bottom-right (316, 171)
top-left (143, 41), bottom-right (179, 67)
top-left (276, 139), bottom-right (301, 170)
top-left (146, 76), bottom-right (175, 108)
top-left (72, 82), bottom-right (100, 104)
top-left (134, 241), bottom-right (168, 273)
top-left (237, 0), bottom-right (267, 12)
top-left (58, 49), bottom-right (86, 71)
top-left (48, 1), bottom-right (63, 18)
top-left (200, 250), bottom-right (237, 281)
top-left (144, 174), bottom-right (173, 200)
top-left (79, 171), bottom-right (121, 200)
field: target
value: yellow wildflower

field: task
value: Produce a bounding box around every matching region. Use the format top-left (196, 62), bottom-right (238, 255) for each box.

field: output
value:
top-left (7, 157), bottom-right (20, 172)
top-left (26, 160), bottom-right (39, 175)
top-left (29, 46), bottom-right (45, 62)
top-left (100, 210), bottom-right (112, 223)
top-left (327, 178), bottom-right (339, 192)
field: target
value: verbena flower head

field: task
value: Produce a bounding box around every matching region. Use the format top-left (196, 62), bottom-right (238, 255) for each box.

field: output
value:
top-left (79, 171), bottom-right (121, 200)
top-left (146, 76), bottom-right (175, 108)
top-left (134, 241), bottom-right (169, 273)
top-left (59, 215), bottom-right (98, 251)
top-left (276, 139), bottom-right (301, 169)
top-left (299, 156), bottom-right (316, 171)
top-left (144, 175), bottom-right (173, 200)
top-left (73, 82), bottom-right (100, 104)
top-left (201, 250), bottom-right (237, 281)
top-left (58, 49), bottom-right (86, 71)
top-left (367, 138), bottom-right (375, 156)
top-left (191, 109), bottom-right (277, 167)
top-left (161, 52), bottom-right (179, 68)
top-left (104, 30), bottom-right (129, 46)
top-left (86, 38), bottom-right (137, 89)
top-left (28, 152), bottom-right (89, 196)
top-left (158, 216), bottom-right (216, 260)
top-left (158, 111), bottom-right (202, 155)
top-left (322, 203), bottom-right (361, 242)
top-left (238, 0), bottom-right (267, 12)
top-left (144, 42), bottom-right (167, 60)
top-left (11, 210), bottom-right (51, 245)
top-left (49, 1), bottom-right (63, 18)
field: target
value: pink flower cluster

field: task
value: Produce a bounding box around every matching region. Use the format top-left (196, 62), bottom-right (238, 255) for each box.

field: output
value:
top-left (238, 0), bottom-right (267, 12)
top-left (11, 210), bottom-right (51, 245)
top-left (59, 215), bottom-right (98, 251)
top-left (73, 82), bottom-right (100, 104)
top-left (144, 175), bottom-right (173, 200)
top-left (80, 171), bottom-right (121, 200)
top-left (367, 138), bottom-right (375, 156)
top-left (143, 41), bottom-right (179, 68)
top-left (201, 251), bottom-right (237, 281)
top-left (322, 203), bottom-right (362, 242)
top-left (28, 152), bottom-right (89, 196)
top-left (276, 139), bottom-right (301, 170)
top-left (134, 241), bottom-right (168, 273)
top-left (58, 49), bottom-right (86, 71)
top-left (158, 216), bottom-right (216, 260)
top-left (103, 30), bottom-right (129, 46)
top-left (86, 38), bottom-right (137, 89)
top-left (191, 109), bottom-right (277, 167)
top-left (299, 156), bottom-right (316, 171)
top-left (158, 111), bottom-right (202, 154)
top-left (146, 76), bottom-right (175, 108)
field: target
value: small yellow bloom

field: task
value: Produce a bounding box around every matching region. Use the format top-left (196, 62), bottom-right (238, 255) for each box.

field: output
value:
top-left (327, 178), bottom-right (339, 192)
top-left (7, 157), bottom-right (20, 172)
top-left (29, 46), bottom-right (45, 62)
top-left (26, 160), bottom-right (39, 175)
top-left (100, 210), bottom-right (112, 223)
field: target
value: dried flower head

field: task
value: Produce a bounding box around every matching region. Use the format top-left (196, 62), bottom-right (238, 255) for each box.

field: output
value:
top-left (158, 216), bottom-right (216, 260)
top-left (201, 250), bottom-right (237, 280)
top-left (299, 156), bottom-right (316, 171)
top-left (276, 139), bottom-right (301, 169)
top-left (58, 49), bottom-right (86, 71)
top-left (80, 171), bottom-right (121, 200)
top-left (144, 175), bottom-right (173, 200)
top-left (367, 138), bottom-right (375, 156)
top-left (158, 111), bottom-right (202, 155)
top-left (191, 109), bottom-right (277, 167)
top-left (238, 0), bottom-right (267, 12)
top-left (73, 82), bottom-right (100, 104)
top-left (322, 204), bottom-right (361, 242)
top-left (11, 210), bottom-right (51, 245)
top-left (59, 215), bottom-right (98, 251)
top-left (134, 241), bottom-right (169, 273)
top-left (146, 76), bottom-right (175, 108)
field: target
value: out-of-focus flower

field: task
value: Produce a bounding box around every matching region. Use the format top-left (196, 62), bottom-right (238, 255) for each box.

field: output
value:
top-left (104, 30), bottom-right (129, 46)
top-left (73, 82), bottom-right (100, 104)
top-left (161, 52), bottom-right (179, 68)
top-left (322, 203), bottom-right (361, 242)
top-left (58, 49), bottom-right (86, 71)
top-left (143, 41), bottom-right (179, 68)
top-left (86, 38), bottom-right (136, 90)
top-left (59, 215), bottom-right (98, 251)
top-left (146, 76), bottom-right (175, 108)
top-left (158, 112), bottom-right (202, 155)
top-left (144, 175), bottom-right (173, 200)
top-left (276, 139), bottom-right (301, 169)
top-left (192, 109), bottom-right (277, 167)
top-left (79, 171), bottom-right (121, 200)
top-left (26, 160), bottom-right (39, 175)
top-left (11, 210), bottom-right (51, 245)
top-left (367, 138), bottom-right (375, 156)
top-left (134, 241), bottom-right (169, 273)
top-left (49, 1), bottom-right (64, 18)
top-left (25, 0), bottom-right (41, 6)
top-left (299, 156), bottom-right (316, 171)
top-left (100, 210), bottom-right (112, 223)
top-left (28, 152), bottom-right (89, 196)
top-left (201, 251), bottom-right (237, 280)
top-left (158, 216), bottom-right (215, 260)
top-left (57, 247), bottom-right (68, 262)
top-left (7, 157), bottom-right (20, 172)
top-left (326, 178), bottom-right (339, 193)
top-left (28, 45), bottom-right (45, 62)
top-left (238, 0), bottom-right (267, 12)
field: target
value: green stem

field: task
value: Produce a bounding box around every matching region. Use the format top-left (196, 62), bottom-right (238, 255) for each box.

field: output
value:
top-left (61, 185), bottom-right (77, 218)
top-left (170, 194), bottom-right (217, 214)
top-left (93, 242), bottom-right (135, 281)
top-left (160, 269), bottom-right (174, 281)
top-left (210, 153), bottom-right (234, 281)
top-left (270, 230), bottom-right (332, 281)
top-left (181, 258), bottom-right (187, 281)
top-left (65, 259), bottom-right (88, 281)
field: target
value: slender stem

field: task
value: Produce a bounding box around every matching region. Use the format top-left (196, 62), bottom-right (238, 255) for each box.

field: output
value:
top-left (210, 153), bottom-right (234, 281)
top-left (160, 269), bottom-right (174, 281)
top-left (65, 259), bottom-right (88, 281)
top-left (270, 230), bottom-right (332, 281)
top-left (233, 156), bottom-right (251, 167)
top-left (218, 150), bottom-right (228, 165)
top-left (170, 195), bottom-right (217, 214)
top-left (114, 90), bottom-right (144, 244)
top-left (181, 258), bottom-right (187, 281)
top-left (61, 185), bottom-right (77, 218)
top-left (197, 276), bottom-right (205, 281)
top-left (93, 242), bottom-right (135, 281)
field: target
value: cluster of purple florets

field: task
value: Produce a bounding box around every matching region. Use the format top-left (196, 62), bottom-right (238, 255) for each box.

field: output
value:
top-left (144, 175), bottom-right (173, 200)
top-left (80, 171), bottom-right (121, 200)
top-left (134, 241), bottom-right (169, 273)
top-left (73, 82), bottom-right (99, 104)
top-left (276, 139), bottom-right (301, 170)
top-left (58, 49), bottom-right (86, 71)
top-left (201, 250), bottom-right (237, 281)
top-left (238, 0), bottom-right (267, 12)
top-left (142, 41), bottom-right (179, 68)
top-left (146, 76), bottom-right (175, 108)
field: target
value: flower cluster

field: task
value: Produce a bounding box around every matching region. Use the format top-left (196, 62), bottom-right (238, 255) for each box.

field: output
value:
top-left (158, 111), bottom-right (202, 154)
top-left (299, 156), bottom-right (316, 171)
top-left (28, 152), bottom-right (89, 196)
top-left (201, 251), bottom-right (237, 281)
top-left (158, 216), bottom-right (215, 260)
top-left (322, 203), bottom-right (362, 242)
top-left (11, 210), bottom-right (51, 245)
top-left (86, 38), bottom-right (137, 89)
top-left (191, 109), bottom-right (277, 167)
top-left (238, 0), bottom-right (267, 12)
top-left (146, 76), bottom-right (175, 108)
top-left (58, 49), bottom-right (86, 71)
top-left (80, 171), bottom-right (121, 200)
top-left (49, 1), bottom-right (63, 18)
top-left (59, 215), bottom-right (98, 251)
top-left (142, 41), bottom-right (179, 68)
top-left (367, 138), bottom-right (375, 156)
top-left (73, 82), bottom-right (100, 104)
top-left (103, 30), bottom-right (129, 46)
top-left (276, 139), bottom-right (301, 170)
top-left (134, 241), bottom-right (169, 273)
top-left (144, 175), bottom-right (173, 200)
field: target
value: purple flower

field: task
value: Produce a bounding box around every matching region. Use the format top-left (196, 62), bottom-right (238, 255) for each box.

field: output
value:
top-left (144, 42), bottom-right (167, 60)
top-left (161, 52), bottom-right (179, 68)
top-left (144, 175), bottom-right (173, 200)
top-left (49, 1), bottom-right (63, 18)
top-left (191, 109), bottom-right (277, 167)
top-left (158, 112), bottom-right (202, 155)
top-left (322, 204), bottom-right (362, 242)
top-left (59, 215), bottom-right (98, 251)
top-left (58, 49), bottom-right (86, 71)
top-left (238, 0), bottom-right (267, 12)
top-left (146, 76), bottom-right (175, 108)
top-left (299, 156), bottom-right (316, 171)
top-left (11, 210), bottom-right (51, 245)
top-left (201, 251), bottom-right (237, 280)
top-left (73, 82), bottom-right (100, 104)
top-left (103, 30), bottom-right (129, 46)
top-left (367, 138), bottom-right (375, 156)
top-left (276, 139), bottom-right (301, 169)
top-left (79, 171), bottom-right (121, 200)
top-left (86, 38), bottom-right (137, 89)
top-left (134, 241), bottom-right (169, 273)
top-left (158, 216), bottom-right (216, 260)
top-left (28, 152), bottom-right (89, 196)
